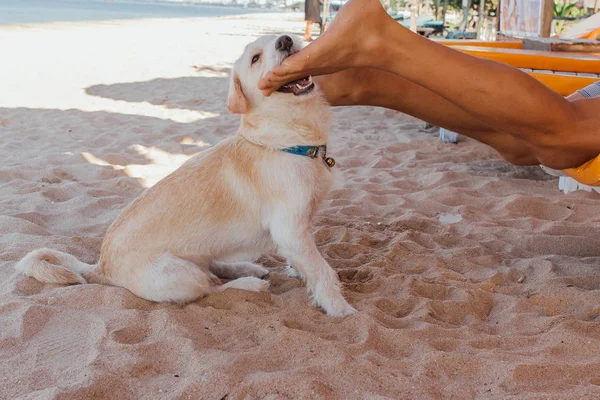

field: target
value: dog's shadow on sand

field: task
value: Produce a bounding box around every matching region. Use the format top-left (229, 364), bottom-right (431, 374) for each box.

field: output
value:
top-left (75, 68), bottom-right (242, 187)
top-left (85, 66), bottom-right (232, 114)
top-left (1, 70), bottom-right (241, 236)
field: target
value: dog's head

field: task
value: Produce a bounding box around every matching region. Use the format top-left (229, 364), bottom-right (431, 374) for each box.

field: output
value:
top-left (227, 35), bottom-right (319, 115)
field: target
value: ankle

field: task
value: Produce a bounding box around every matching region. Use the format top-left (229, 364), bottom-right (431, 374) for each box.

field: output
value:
top-left (357, 3), bottom-right (403, 69)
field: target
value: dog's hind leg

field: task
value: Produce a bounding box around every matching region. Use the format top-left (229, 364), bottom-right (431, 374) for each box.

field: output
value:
top-left (126, 253), bottom-right (214, 304)
top-left (209, 261), bottom-right (269, 280)
top-left (125, 254), bottom-right (269, 303)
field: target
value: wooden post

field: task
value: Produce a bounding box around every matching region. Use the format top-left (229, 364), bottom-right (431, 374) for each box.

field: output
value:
top-left (496, 0), bottom-right (501, 34)
top-left (539, 0), bottom-right (553, 37)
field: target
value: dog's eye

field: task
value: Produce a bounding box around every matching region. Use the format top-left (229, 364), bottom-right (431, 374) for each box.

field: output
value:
top-left (251, 54), bottom-right (260, 65)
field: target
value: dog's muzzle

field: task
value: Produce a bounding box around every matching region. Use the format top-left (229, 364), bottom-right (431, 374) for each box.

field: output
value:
top-left (275, 36), bottom-right (315, 96)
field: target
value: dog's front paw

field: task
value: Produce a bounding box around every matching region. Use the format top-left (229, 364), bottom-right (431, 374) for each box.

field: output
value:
top-left (321, 297), bottom-right (357, 317)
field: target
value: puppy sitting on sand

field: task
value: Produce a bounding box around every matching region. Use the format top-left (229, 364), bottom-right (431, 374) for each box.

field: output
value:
top-left (15, 34), bottom-right (356, 317)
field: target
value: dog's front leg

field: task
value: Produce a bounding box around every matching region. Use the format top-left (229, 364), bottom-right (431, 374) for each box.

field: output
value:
top-left (271, 219), bottom-right (356, 317)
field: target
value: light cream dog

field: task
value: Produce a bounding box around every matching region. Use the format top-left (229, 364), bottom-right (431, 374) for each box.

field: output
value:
top-left (15, 34), bottom-right (356, 317)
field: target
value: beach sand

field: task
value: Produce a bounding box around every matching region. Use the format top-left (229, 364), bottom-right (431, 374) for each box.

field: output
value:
top-left (1, 13), bottom-right (600, 399)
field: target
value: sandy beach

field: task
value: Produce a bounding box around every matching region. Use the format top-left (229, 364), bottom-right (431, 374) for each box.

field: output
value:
top-left (2, 12), bottom-right (600, 399)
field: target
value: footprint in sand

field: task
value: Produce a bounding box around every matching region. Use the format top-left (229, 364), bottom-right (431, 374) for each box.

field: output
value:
top-left (338, 268), bottom-right (379, 293)
top-left (110, 324), bottom-right (150, 345)
top-left (409, 279), bottom-right (450, 300)
top-left (374, 298), bottom-right (416, 319)
top-left (42, 187), bottom-right (72, 203)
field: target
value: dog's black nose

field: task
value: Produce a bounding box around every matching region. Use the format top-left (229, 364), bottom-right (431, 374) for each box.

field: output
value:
top-left (275, 35), bottom-right (293, 52)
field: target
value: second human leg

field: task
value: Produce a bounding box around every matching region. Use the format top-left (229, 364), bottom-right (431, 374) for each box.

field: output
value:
top-left (314, 67), bottom-right (539, 165)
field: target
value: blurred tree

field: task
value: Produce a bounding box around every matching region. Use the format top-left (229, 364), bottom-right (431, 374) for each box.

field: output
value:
top-left (553, 0), bottom-right (580, 17)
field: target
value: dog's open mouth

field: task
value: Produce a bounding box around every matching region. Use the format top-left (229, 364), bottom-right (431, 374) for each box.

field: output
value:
top-left (276, 76), bottom-right (314, 96)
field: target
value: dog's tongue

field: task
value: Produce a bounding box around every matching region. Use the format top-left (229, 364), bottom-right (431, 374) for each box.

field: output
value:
top-left (276, 76), bottom-right (314, 95)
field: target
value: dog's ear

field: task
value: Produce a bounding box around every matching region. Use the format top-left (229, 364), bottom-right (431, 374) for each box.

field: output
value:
top-left (227, 73), bottom-right (248, 114)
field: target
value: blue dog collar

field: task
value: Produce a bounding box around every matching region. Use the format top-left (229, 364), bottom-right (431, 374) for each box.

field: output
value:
top-left (281, 145), bottom-right (336, 168)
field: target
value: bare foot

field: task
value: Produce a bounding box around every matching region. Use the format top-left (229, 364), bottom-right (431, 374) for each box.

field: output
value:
top-left (258, 0), bottom-right (391, 96)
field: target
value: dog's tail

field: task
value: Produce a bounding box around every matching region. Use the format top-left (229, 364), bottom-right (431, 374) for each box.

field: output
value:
top-left (14, 248), bottom-right (99, 285)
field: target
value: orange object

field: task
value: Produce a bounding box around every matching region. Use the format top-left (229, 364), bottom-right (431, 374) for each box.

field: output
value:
top-left (585, 27), bottom-right (600, 40)
top-left (452, 46), bottom-right (600, 74)
top-left (563, 156), bottom-right (600, 186)
top-left (526, 72), bottom-right (599, 95)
